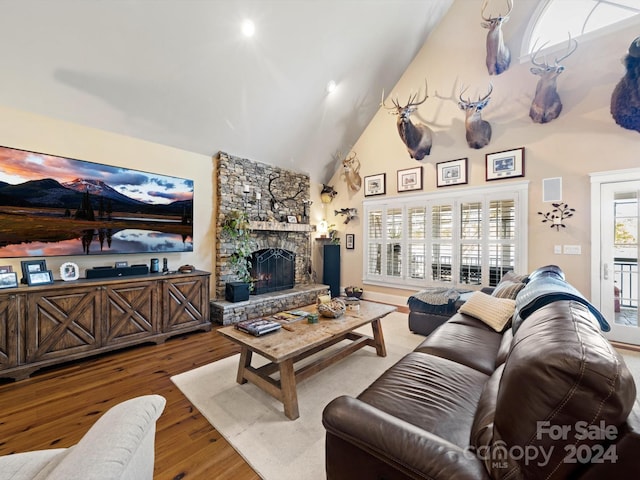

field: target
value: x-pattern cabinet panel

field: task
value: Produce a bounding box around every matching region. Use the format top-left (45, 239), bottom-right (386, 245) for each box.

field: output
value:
top-left (26, 286), bottom-right (102, 363)
top-left (0, 293), bottom-right (20, 371)
top-left (104, 281), bottom-right (158, 345)
top-left (163, 274), bottom-right (209, 332)
top-left (0, 270), bottom-right (211, 380)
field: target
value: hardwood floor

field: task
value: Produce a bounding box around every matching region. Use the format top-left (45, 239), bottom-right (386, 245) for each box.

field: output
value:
top-left (0, 326), bottom-right (260, 480)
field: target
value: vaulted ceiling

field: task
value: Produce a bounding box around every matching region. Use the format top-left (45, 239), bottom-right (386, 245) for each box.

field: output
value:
top-left (0, 0), bottom-right (455, 183)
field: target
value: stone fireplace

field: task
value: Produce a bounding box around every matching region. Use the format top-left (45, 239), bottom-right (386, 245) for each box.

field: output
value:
top-left (211, 152), bottom-right (327, 325)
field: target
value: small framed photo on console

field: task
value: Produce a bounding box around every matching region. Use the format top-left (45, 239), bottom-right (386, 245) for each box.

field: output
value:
top-left (20, 259), bottom-right (47, 284)
top-left (26, 270), bottom-right (54, 286)
top-left (0, 272), bottom-right (18, 289)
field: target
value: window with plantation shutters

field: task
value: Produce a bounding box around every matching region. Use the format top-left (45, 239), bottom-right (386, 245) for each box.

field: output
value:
top-left (363, 182), bottom-right (527, 290)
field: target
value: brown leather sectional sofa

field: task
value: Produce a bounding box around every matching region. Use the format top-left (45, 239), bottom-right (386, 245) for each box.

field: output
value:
top-left (322, 267), bottom-right (640, 479)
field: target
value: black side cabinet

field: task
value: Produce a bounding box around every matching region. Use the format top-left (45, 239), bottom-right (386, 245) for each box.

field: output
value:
top-left (323, 243), bottom-right (341, 298)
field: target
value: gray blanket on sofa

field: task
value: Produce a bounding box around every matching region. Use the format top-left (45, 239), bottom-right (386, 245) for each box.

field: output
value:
top-left (513, 268), bottom-right (611, 333)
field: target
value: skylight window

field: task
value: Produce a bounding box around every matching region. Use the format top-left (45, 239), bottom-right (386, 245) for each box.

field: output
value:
top-left (523, 0), bottom-right (640, 55)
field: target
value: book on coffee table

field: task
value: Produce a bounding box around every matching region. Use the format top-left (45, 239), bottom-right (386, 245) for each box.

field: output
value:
top-left (235, 318), bottom-right (282, 336)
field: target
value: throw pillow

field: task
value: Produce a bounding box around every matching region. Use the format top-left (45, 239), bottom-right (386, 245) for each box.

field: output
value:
top-left (491, 280), bottom-right (526, 300)
top-left (498, 270), bottom-right (529, 284)
top-left (459, 291), bottom-right (516, 332)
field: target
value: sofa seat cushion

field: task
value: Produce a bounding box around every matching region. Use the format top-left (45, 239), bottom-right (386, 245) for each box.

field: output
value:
top-left (487, 300), bottom-right (637, 479)
top-left (413, 313), bottom-right (503, 375)
top-left (357, 352), bottom-right (489, 448)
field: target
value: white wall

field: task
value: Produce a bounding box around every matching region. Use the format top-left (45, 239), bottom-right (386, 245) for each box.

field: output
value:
top-left (325, 0), bottom-right (640, 301)
top-left (0, 105), bottom-right (215, 287)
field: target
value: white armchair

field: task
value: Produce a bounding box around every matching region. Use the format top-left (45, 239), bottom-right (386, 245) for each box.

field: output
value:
top-left (0, 394), bottom-right (166, 480)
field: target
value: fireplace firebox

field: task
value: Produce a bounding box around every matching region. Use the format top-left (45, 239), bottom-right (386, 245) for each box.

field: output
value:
top-left (250, 248), bottom-right (296, 295)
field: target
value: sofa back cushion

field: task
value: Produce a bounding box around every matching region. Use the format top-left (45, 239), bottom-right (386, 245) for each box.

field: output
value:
top-left (473, 300), bottom-right (636, 479)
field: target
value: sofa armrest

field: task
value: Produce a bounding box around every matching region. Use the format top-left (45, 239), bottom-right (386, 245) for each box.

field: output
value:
top-left (44, 395), bottom-right (166, 480)
top-left (323, 396), bottom-right (490, 480)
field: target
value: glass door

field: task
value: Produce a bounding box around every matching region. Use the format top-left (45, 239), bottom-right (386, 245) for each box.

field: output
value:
top-left (599, 181), bottom-right (640, 344)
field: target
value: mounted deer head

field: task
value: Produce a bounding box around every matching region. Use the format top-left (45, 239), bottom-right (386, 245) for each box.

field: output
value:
top-left (381, 80), bottom-right (433, 160)
top-left (481, 0), bottom-right (513, 75)
top-left (611, 36), bottom-right (640, 132)
top-left (529, 35), bottom-right (578, 124)
top-left (458, 84), bottom-right (493, 149)
top-left (340, 151), bottom-right (362, 192)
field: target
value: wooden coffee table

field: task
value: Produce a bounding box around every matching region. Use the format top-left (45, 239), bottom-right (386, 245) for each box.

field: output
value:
top-left (217, 300), bottom-right (396, 420)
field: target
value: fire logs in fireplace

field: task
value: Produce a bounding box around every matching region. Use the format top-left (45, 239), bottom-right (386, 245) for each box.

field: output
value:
top-left (250, 248), bottom-right (296, 294)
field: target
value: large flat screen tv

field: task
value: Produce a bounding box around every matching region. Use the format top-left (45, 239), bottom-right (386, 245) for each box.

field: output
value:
top-left (0, 145), bottom-right (194, 257)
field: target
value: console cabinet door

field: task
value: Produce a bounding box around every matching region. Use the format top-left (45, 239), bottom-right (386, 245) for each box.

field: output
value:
top-left (103, 281), bottom-right (158, 346)
top-left (162, 274), bottom-right (210, 333)
top-left (0, 293), bottom-right (19, 371)
top-left (25, 287), bottom-right (101, 363)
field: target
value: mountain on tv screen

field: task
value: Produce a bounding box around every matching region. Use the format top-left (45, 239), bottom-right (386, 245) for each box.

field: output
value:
top-left (0, 145), bottom-right (194, 257)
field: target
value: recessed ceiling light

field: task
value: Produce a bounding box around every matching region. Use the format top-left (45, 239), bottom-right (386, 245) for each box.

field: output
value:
top-left (326, 80), bottom-right (337, 94)
top-left (241, 19), bottom-right (255, 37)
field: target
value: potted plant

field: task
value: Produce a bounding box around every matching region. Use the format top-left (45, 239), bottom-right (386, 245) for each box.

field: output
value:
top-left (221, 210), bottom-right (254, 302)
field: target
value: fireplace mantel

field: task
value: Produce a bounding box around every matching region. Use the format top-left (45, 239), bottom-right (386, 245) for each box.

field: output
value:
top-left (250, 221), bottom-right (316, 233)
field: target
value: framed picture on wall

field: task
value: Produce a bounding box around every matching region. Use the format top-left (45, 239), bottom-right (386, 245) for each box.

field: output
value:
top-left (486, 147), bottom-right (525, 181)
top-left (397, 166), bottom-right (423, 192)
top-left (436, 158), bottom-right (468, 187)
top-left (364, 173), bottom-right (386, 197)
top-left (345, 234), bottom-right (355, 250)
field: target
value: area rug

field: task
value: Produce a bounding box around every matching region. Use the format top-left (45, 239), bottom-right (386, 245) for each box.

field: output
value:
top-left (170, 312), bottom-right (423, 480)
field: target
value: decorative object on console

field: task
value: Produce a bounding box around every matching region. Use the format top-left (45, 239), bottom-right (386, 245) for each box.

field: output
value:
top-left (529, 35), bottom-right (578, 124)
top-left (0, 144), bottom-right (194, 258)
top-left (334, 208), bottom-right (357, 224)
top-left (538, 202), bottom-right (575, 230)
top-left (381, 79), bottom-right (433, 160)
top-left (0, 272), bottom-right (18, 289)
top-left (436, 158), bottom-right (467, 187)
top-left (340, 151), bottom-right (362, 192)
top-left (345, 233), bottom-right (355, 250)
top-left (60, 262), bottom-right (79, 281)
top-left (397, 166), bottom-right (423, 192)
top-left (149, 258), bottom-right (159, 273)
top-left (364, 173), bottom-right (386, 196)
top-left (485, 147), bottom-right (524, 181)
top-left (178, 264), bottom-right (195, 273)
top-left (611, 35), bottom-right (640, 132)
top-left (458, 83), bottom-right (493, 149)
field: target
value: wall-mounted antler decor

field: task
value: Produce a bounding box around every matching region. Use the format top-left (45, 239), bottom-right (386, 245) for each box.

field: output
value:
top-left (538, 203), bottom-right (575, 231)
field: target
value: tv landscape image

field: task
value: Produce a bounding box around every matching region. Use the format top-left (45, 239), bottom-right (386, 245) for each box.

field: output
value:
top-left (0, 145), bottom-right (194, 257)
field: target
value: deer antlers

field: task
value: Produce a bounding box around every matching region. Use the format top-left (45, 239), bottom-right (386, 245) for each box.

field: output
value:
top-left (530, 34), bottom-right (578, 70)
top-left (481, 0), bottom-right (513, 21)
top-left (381, 79), bottom-right (429, 112)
